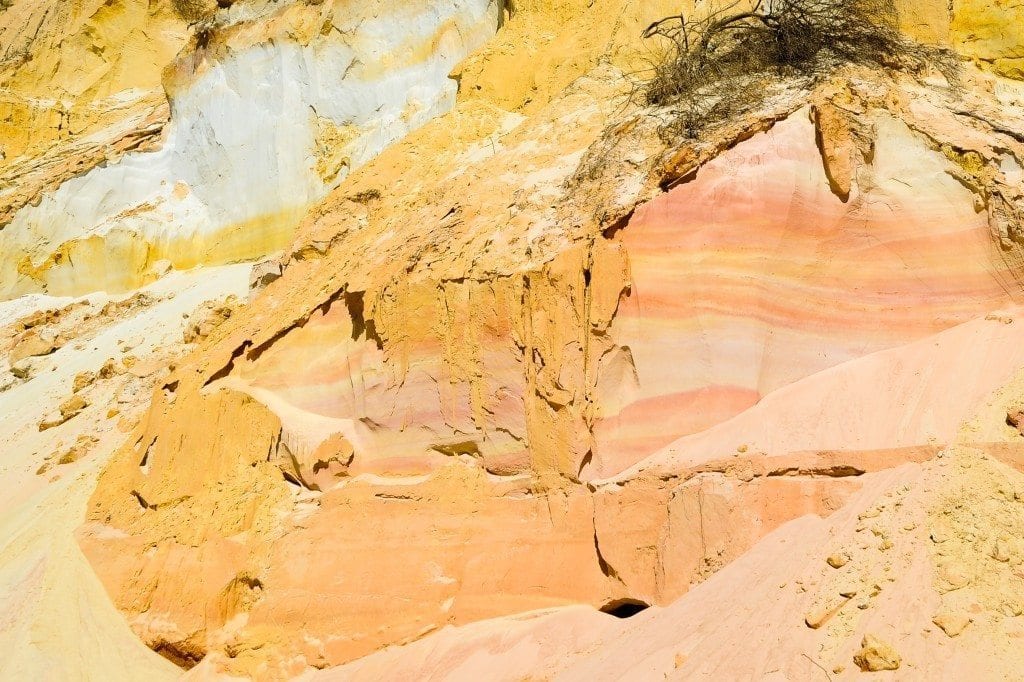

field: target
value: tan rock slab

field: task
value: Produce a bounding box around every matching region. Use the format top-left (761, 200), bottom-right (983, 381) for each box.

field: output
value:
top-left (853, 634), bottom-right (901, 672)
top-left (932, 611), bottom-right (971, 637)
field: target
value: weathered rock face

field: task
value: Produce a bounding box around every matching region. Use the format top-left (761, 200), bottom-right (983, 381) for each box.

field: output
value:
top-left (0, 0), bottom-right (500, 299)
top-left (952, 0), bottom-right (1024, 78)
top-left (0, 264), bottom-right (252, 681)
top-left (2, 0), bottom-right (1024, 679)
top-left (79, 35), bottom-right (1024, 675)
top-left (208, 108), bottom-right (1024, 484)
top-left (324, 444), bottom-right (1024, 681)
top-left (590, 111), bottom-right (1020, 476)
top-left (0, 0), bottom-right (186, 169)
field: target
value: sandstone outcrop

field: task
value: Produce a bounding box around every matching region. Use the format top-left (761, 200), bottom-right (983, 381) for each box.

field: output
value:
top-left (78, 14), bottom-right (1024, 679)
top-left (2, 0), bottom-right (1024, 679)
top-left (319, 441), bottom-right (1024, 680)
top-left (0, 262), bottom-right (252, 680)
top-left (853, 634), bottom-right (901, 672)
top-left (1, 0), bottom-right (501, 299)
top-left (0, 0), bottom-right (186, 174)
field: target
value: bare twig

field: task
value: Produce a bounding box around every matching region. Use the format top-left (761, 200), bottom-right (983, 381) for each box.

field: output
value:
top-left (801, 652), bottom-right (834, 681)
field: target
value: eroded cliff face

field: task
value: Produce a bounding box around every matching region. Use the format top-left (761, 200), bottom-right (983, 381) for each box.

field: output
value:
top-left (324, 441), bottom-right (1024, 680)
top-left (0, 264), bottom-right (252, 680)
top-left (76, 0), bottom-right (1024, 672)
top-left (0, 0), bottom-right (186, 168)
top-left (0, 0), bottom-right (500, 299)
top-left (2, 0), bottom-right (1024, 679)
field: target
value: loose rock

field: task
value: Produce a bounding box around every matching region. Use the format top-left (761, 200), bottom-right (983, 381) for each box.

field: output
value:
top-left (853, 634), bottom-right (900, 672)
top-left (827, 552), bottom-right (850, 569)
top-left (932, 611), bottom-right (971, 637)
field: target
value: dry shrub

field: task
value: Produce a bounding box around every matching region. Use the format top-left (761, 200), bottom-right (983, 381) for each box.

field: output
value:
top-left (172, 0), bottom-right (235, 22)
top-left (171, 0), bottom-right (215, 21)
top-left (643, 0), bottom-right (960, 138)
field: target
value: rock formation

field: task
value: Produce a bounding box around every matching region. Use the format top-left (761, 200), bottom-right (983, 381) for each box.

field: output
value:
top-left (1, 0), bottom-right (500, 298)
top-left (2, 0), bottom-right (1024, 680)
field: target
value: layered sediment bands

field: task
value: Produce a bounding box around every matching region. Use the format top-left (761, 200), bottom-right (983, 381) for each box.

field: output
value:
top-left (80, 67), bottom-right (1024, 674)
top-left (593, 306), bottom-right (1024, 600)
top-left (4, 0), bottom-right (1024, 678)
top-left (0, 0), bottom-right (186, 230)
top-left (589, 112), bottom-right (1022, 476)
top-left (0, 0), bottom-right (501, 298)
top-left (0, 99), bottom-right (169, 229)
top-left (321, 451), bottom-right (1022, 680)
top-left (214, 240), bottom-right (631, 482)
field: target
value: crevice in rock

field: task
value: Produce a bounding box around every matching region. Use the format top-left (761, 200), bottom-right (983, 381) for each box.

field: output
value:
top-left (265, 428), bottom-right (281, 463)
top-left (953, 109), bottom-right (1024, 145)
top-left (203, 340), bottom-right (251, 387)
top-left (501, 0), bottom-right (516, 24)
top-left (229, 287), bottom-right (350, 371)
top-left (344, 290), bottom-right (384, 350)
top-left (151, 638), bottom-right (206, 670)
top-left (578, 449), bottom-right (593, 479)
top-left (275, 440), bottom-right (318, 491)
top-left (280, 468), bottom-right (304, 488)
top-left (766, 465), bottom-right (866, 478)
top-left (659, 164), bottom-right (700, 191)
top-left (161, 380), bottom-right (179, 405)
top-left (139, 437), bottom-right (156, 472)
top-left (593, 521), bottom-right (623, 583)
top-left (601, 208), bottom-right (634, 239)
top-left (811, 105), bottom-right (851, 202)
top-left (245, 322), bottom-right (305, 363)
top-left (130, 490), bottom-right (151, 510)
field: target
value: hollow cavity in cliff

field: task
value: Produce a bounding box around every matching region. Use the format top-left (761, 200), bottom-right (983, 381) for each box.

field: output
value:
top-left (600, 598), bottom-right (651, 618)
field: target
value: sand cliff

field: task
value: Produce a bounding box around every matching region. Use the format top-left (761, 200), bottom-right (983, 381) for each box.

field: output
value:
top-left (1, 0), bottom-right (1024, 679)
